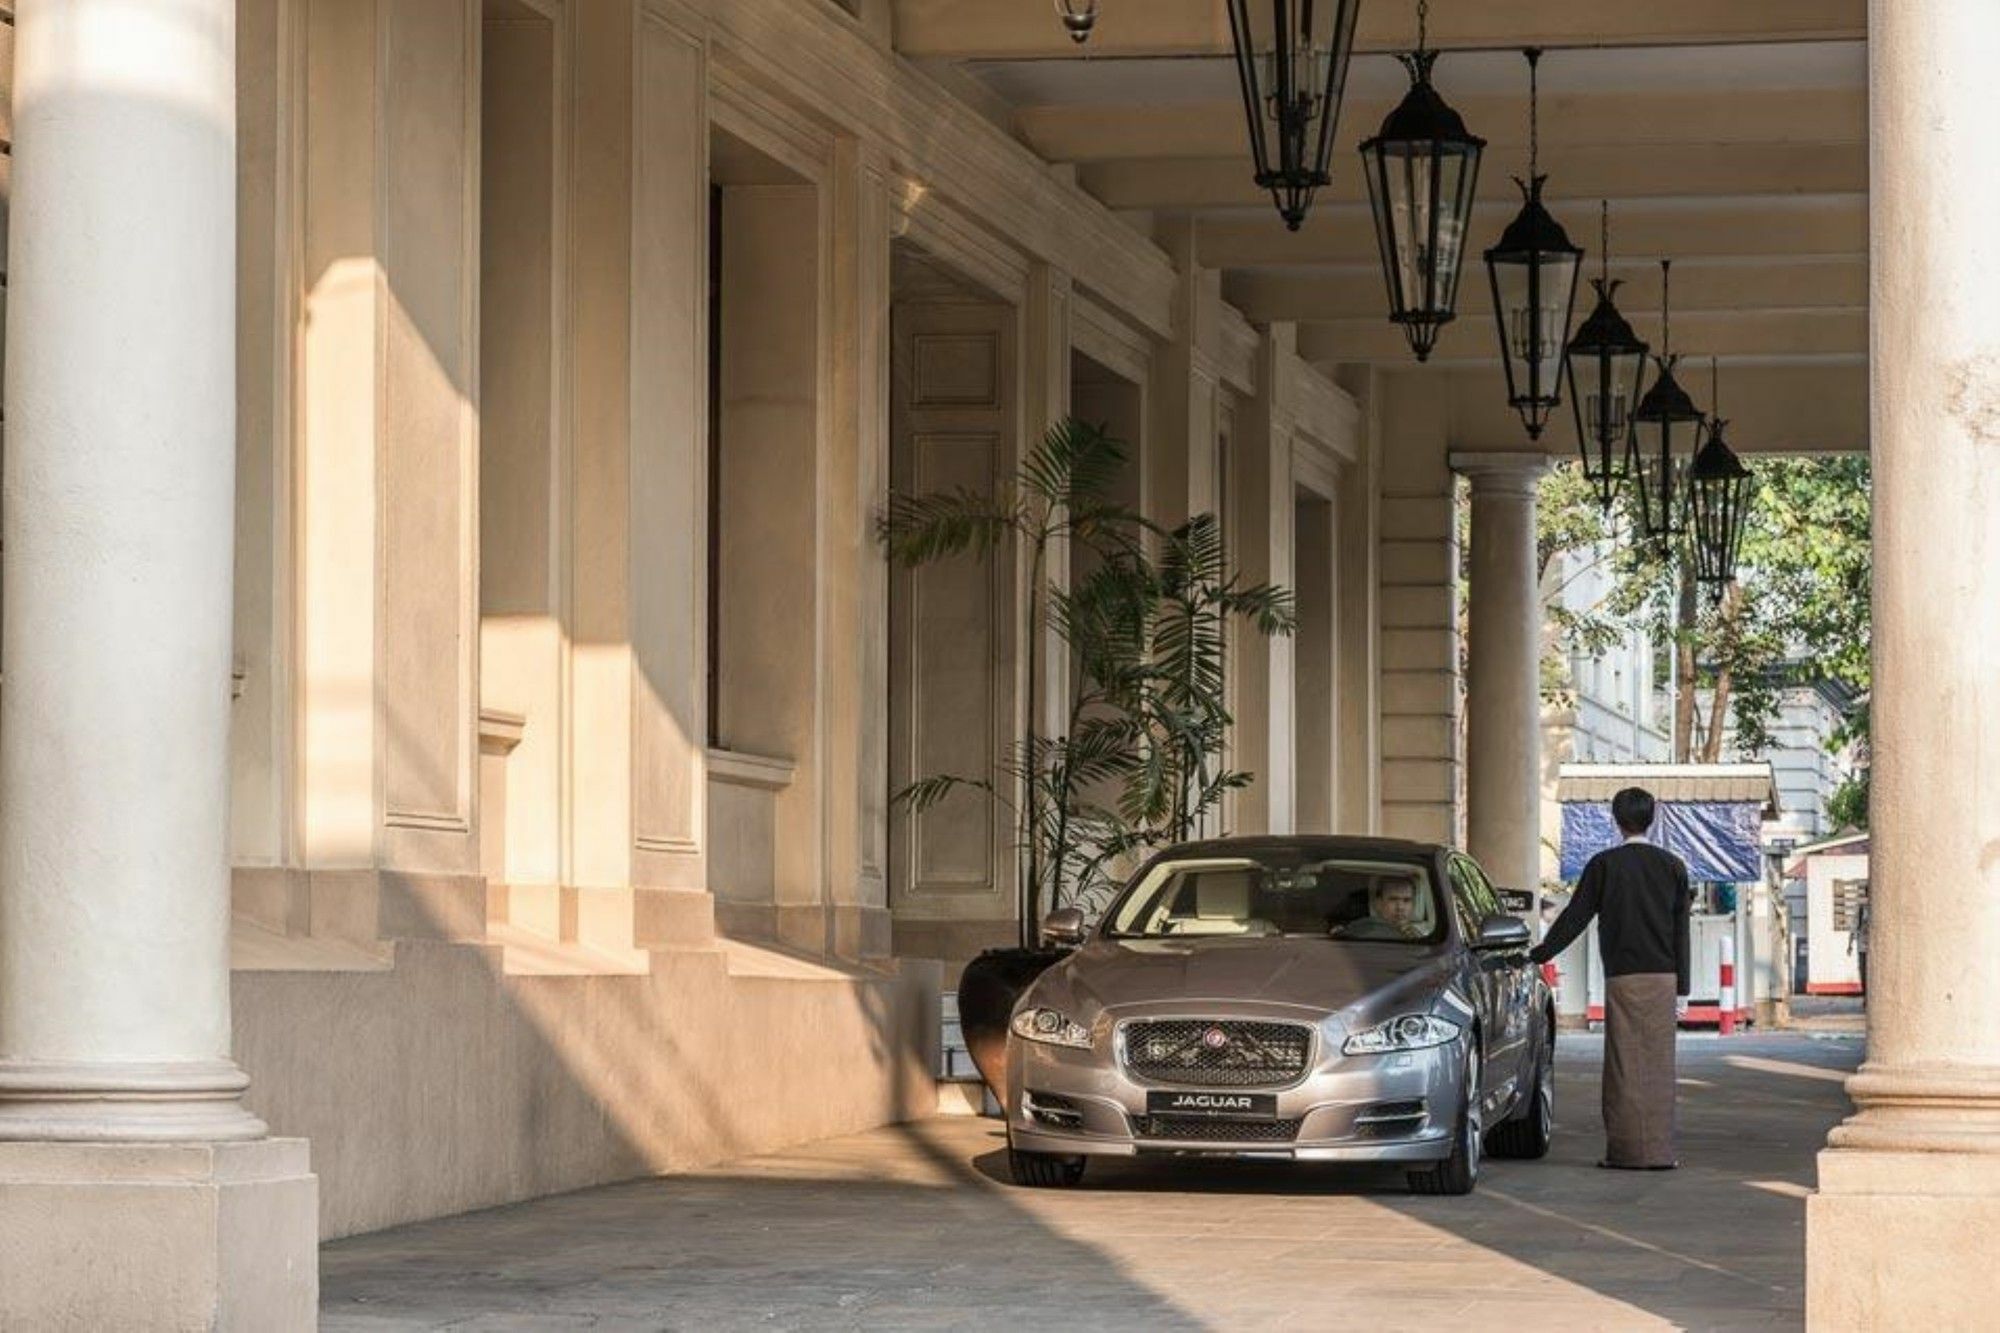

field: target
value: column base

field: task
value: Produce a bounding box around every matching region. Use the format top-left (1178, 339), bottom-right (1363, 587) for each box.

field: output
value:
top-left (0, 1137), bottom-right (317, 1329)
top-left (1809, 1147), bottom-right (2000, 1328)
top-left (0, 1058), bottom-right (268, 1141)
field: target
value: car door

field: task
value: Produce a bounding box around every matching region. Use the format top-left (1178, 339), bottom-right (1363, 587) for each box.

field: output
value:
top-left (1444, 857), bottom-right (1505, 1104)
top-left (1457, 855), bottom-right (1534, 1103)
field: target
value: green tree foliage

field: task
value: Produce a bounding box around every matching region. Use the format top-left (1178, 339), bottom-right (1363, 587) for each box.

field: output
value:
top-left (879, 419), bottom-right (1295, 938)
top-left (1537, 455), bottom-right (1870, 767)
top-left (1826, 698), bottom-right (1872, 830)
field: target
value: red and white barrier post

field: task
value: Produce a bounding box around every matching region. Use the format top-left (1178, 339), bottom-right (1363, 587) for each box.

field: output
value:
top-left (1718, 933), bottom-right (1738, 1036)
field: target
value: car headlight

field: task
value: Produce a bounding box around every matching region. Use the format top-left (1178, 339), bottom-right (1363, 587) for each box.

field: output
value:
top-left (1010, 1007), bottom-right (1093, 1049)
top-left (1342, 1014), bottom-right (1463, 1056)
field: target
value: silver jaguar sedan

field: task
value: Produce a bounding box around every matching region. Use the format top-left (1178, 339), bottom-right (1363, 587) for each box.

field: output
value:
top-left (1004, 836), bottom-right (1555, 1195)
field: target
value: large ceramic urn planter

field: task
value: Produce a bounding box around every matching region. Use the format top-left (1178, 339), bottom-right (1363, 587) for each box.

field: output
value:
top-left (956, 947), bottom-right (1066, 1099)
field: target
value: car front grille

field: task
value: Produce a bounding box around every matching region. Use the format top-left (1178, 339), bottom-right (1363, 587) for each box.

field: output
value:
top-left (1130, 1115), bottom-right (1304, 1143)
top-left (1120, 1019), bottom-right (1313, 1087)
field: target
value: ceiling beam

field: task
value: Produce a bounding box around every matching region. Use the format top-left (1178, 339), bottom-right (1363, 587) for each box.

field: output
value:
top-left (1227, 256), bottom-right (1867, 325)
top-left (1080, 142), bottom-right (1866, 211)
top-left (1197, 196), bottom-right (1867, 269)
top-left (1415, 361), bottom-right (1868, 455)
top-left (1299, 307), bottom-right (1867, 365)
top-left (892, 0), bottom-right (1865, 61)
top-left (1017, 88), bottom-right (1864, 164)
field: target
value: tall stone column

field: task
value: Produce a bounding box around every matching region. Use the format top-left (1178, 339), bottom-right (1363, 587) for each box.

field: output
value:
top-left (1808, 3), bottom-right (2000, 1323)
top-left (0, 0), bottom-right (315, 1323)
top-left (1453, 454), bottom-right (1548, 895)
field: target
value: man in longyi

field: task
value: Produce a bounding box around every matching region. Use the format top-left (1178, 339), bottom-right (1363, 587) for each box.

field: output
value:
top-left (1531, 786), bottom-right (1692, 1170)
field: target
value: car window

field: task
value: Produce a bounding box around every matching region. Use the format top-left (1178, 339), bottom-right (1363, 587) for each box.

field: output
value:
top-left (1444, 857), bottom-right (1491, 940)
top-left (1459, 857), bottom-right (1504, 920)
top-left (1103, 850), bottom-right (1446, 944)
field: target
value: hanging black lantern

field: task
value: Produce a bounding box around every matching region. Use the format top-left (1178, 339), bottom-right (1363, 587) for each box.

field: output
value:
top-left (1686, 358), bottom-right (1754, 594)
top-left (1484, 49), bottom-right (1584, 440)
top-left (1054, 0), bottom-right (1098, 43)
top-left (1358, 0), bottom-right (1486, 362)
top-left (1627, 259), bottom-right (1704, 542)
top-left (1564, 203), bottom-right (1649, 508)
top-left (1226, 0), bottom-right (1362, 231)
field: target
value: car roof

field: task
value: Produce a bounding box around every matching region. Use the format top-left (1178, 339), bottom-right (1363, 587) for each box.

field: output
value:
top-left (1150, 835), bottom-right (1451, 862)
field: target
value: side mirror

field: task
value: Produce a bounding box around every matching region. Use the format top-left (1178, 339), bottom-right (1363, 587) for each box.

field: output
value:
top-left (1040, 906), bottom-right (1088, 950)
top-left (1474, 913), bottom-right (1532, 951)
top-left (1495, 887), bottom-right (1536, 915)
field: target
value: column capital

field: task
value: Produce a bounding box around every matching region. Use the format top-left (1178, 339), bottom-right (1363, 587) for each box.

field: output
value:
top-left (1450, 451), bottom-right (1552, 495)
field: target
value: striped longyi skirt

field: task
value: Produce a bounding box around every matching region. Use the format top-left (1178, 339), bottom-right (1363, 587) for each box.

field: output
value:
top-left (1602, 972), bottom-right (1679, 1168)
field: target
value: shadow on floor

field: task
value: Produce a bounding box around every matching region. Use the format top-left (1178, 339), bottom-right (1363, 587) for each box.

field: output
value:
top-left (1372, 1031), bottom-right (1857, 1328)
top-left (321, 1115), bottom-right (1208, 1331)
top-left (322, 1032), bottom-right (1858, 1331)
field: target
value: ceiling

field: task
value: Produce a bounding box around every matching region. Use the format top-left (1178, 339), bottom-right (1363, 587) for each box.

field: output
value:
top-left (892, 0), bottom-right (1871, 453)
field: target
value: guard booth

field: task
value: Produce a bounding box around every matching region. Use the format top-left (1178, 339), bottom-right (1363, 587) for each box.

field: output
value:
top-left (1783, 831), bottom-right (1871, 996)
top-left (1553, 764), bottom-right (1780, 1030)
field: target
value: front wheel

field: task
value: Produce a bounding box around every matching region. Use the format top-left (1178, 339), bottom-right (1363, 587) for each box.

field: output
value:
top-left (1008, 1143), bottom-right (1086, 1188)
top-left (1488, 1019), bottom-right (1555, 1160)
top-left (1408, 1044), bottom-right (1481, 1196)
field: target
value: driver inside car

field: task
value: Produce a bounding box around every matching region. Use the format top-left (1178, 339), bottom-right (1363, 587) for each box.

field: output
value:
top-left (1339, 878), bottom-right (1425, 940)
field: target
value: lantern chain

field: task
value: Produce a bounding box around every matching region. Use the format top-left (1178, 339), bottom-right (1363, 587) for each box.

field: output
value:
top-left (1525, 47), bottom-right (1542, 179)
top-left (1600, 200), bottom-right (1610, 285)
top-left (1417, 0), bottom-right (1428, 52)
top-left (1660, 258), bottom-right (1673, 357)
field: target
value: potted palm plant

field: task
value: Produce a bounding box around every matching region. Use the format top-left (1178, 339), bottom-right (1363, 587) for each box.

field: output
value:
top-left (879, 419), bottom-right (1293, 1095)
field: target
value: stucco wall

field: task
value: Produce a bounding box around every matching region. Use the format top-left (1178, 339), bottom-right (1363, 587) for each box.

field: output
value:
top-left (235, 942), bottom-right (940, 1240)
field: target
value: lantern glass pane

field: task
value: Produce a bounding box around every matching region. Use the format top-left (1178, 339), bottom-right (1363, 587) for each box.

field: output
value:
top-left (1366, 144), bottom-right (1469, 311)
top-left (1690, 466), bottom-right (1752, 584)
top-left (1361, 136), bottom-right (1481, 348)
top-left (1229, 0), bottom-right (1360, 229)
top-left (1493, 251), bottom-right (1581, 406)
top-left (1567, 344), bottom-right (1647, 490)
top-left (1628, 416), bottom-right (1689, 539)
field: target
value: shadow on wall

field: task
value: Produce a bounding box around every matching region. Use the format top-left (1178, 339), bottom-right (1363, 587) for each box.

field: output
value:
top-left (235, 929), bottom-right (941, 1241)
top-left (238, 703), bottom-right (936, 1241)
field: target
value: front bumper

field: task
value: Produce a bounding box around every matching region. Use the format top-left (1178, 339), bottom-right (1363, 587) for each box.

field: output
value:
top-left (1005, 1021), bottom-right (1466, 1162)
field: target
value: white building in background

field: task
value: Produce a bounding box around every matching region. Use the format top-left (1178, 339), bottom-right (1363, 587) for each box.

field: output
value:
top-left (1715, 676), bottom-right (1862, 995)
top-left (1538, 541), bottom-right (1672, 885)
top-left (1732, 679), bottom-right (1858, 845)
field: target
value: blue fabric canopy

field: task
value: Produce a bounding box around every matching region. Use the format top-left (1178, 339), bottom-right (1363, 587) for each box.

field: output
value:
top-left (1560, 799), bottom-right (1765, 883)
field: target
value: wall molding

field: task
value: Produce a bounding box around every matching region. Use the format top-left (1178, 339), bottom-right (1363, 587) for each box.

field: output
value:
top-left (706, 747), bottom-right (798, 791)
top-left (657, 0), bottom-right (1176, 337)
top-left (1072, 288), bottom-right (1152, 385)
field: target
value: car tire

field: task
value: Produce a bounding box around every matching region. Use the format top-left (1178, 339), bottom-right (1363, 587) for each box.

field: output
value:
top-left (1487, 1019), bottom-right (1555, 1161)
top-left (1407, 1044), bottom-right (1481, 1197)
top-left (1008, 1145), bottom-right (1087, 1188)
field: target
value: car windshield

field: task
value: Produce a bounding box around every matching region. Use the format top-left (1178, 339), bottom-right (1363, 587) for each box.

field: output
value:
top-left (1102, 852), bottom-right (1445, 944)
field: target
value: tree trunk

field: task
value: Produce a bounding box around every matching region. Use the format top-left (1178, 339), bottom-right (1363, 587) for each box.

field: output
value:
top-left (1672, 562), bottom-right (1697, 763)
top-left (1700, 584), bottom-right (1741, 763)
top-left (1702, 668), bottom-right (1732, 763)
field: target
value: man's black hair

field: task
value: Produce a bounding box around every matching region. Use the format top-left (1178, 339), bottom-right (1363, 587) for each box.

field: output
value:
top-left (1612, 787), bottom-right (1656, 836)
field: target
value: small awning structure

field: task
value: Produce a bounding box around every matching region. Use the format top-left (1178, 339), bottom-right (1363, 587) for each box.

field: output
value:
top-left (1782, 830), bottom-right (1870, 880)
top-left (1557, 763), bottom-right (1780, 884)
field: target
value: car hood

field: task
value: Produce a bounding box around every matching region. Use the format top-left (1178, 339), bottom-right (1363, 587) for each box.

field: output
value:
top-left (1035, 936), bottom-right (1456, 1024)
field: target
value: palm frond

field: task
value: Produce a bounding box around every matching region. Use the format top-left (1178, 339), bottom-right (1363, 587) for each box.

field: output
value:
top-left (877, 488), bottom-right (1019, 566)
top-left (892, 773), bottom-right (999, 814)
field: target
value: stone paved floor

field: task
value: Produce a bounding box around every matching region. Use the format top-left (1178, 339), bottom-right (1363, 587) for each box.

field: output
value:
top-left (321, 1031), bottom-right (1860, 1331)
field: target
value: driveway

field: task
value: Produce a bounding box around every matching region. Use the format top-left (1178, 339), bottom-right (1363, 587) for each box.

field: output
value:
top-left (322, 1030), bottom-right (1858, 1331)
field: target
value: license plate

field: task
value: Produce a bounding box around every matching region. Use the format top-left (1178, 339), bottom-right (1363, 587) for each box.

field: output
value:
top-left (1146, 1090), bottom-right (1278, 1119)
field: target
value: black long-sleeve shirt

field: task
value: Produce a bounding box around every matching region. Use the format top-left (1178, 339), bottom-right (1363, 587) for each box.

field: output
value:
top-left (1530, 840), bottom-right (1694, 995)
